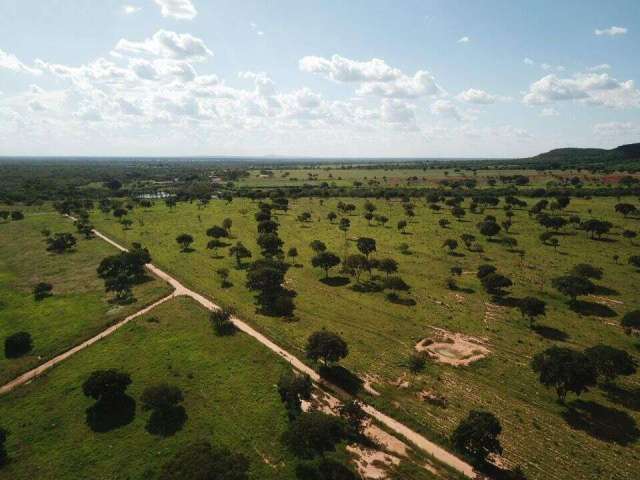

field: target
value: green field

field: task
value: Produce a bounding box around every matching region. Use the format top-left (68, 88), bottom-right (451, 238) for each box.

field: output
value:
top-left (0, 210), bottom-right (170, 385)
top-left (89, 195), bottom-right (640, 480)
top-left (0, 297), bottom-right (303, 479)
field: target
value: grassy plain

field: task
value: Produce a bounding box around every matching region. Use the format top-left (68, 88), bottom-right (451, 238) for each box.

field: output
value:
top-left (0, 297), bottom-right (304, 480)
top-left (90, 194), bottom-right (640, 480)
top-left (0, 209), bottom-right (170, 385)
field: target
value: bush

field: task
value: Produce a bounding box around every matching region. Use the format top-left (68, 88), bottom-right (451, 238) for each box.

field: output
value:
top-left (408, 351), bottom-right (427, 373)
top-left (211, 307), bottom-right (236, 336)
top-left (281, 411), bottom-right (346, 458)
top-left (160, 442), bottom-right (249, 480)
top-left (4, 331), bottom-right (33, 358)
top-left (33, 282), bottom-right (53, 300)
top-left (381, 276), bottom-right (410, 291)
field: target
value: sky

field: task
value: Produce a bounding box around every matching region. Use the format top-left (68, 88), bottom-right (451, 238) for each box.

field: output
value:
top-left (0, 0), bottom-right (639, 158)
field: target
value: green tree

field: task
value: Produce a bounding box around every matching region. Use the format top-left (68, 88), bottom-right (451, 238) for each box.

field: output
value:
top-left (584, 345), bottom-right (637, 382)
top-left (257, 232), bottom-right (284, 257)
top-left (277, 371), bottom-right (312, 419)
top-left (176, 233), bottom-right (194, 251)
top-left (517, 297), bottom-right (546, 327)
top-left (229, 242), bottom-right (252, 268)
top-left (46, 232), bottom-right (77, 253)
top-left (33, 282), bottom-right (53, 301)
top-left (531, 347), bottom-right (597, 402)
top-left (160, 442), bottom-right (249, 480)
top-left (451, 410), bottom-right (503, 466)
top-left (4, 331), bottom-right (33, 358)
top-left (356, 237), bottom-right (376, 258)
top-left (82, 369), bottom-right (132, 404)
top-left (551, 275), bottom-right (595, 302)
top-left (621, 310), bottom-right (640, 331)
top-left (281, 412), bottom-right (346, 459)
top-left (312, 251), bottom-right (341, 278)
top-left (305, 331), bottom-right (348, 365)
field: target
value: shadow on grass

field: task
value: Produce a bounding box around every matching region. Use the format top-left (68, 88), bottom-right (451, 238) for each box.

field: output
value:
top-left (180, 247), bottom-right (195, 253)
top-left (601, 383), bottom-right (640, 412)
top-left (86, 395), bottom-right (136, 433)
top-left (569, 300), bottom-right (617, 318)
top-left (320, 276), bottom-right (350, 287)
top-left (561, 400), bottom-right (640, 445)
top-left (318, 365), bottom-right (363, 395)
top-left (532, 324), bottom-right (569, 342)
top-left (351, 281), bottom-right (382, 293)
top-left (591, 285), bottom-right (619, 296)
top-left (146, 406), bottom-right (188, 437)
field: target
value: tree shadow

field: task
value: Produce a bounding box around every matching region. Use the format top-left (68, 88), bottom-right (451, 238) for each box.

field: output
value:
top-left (561, 400), bottom-right (640, 445)
top-left (351, 281), bottom-right (383, 293)
top-left (320, 276), bottom-right (350, 287)
top-left (569, 300), bottom-right (617, 318)
top-left (591, 285), bottom-right (619, 296)
top-left (146, 406), bottom-right (188, 437)
top-left (86, 395), bottom-right (136, 433)
top-left (221, 281), bottom-right (233, 289)
top-left (448, 252), bottom-right (465, 257)
top-left (318, 365), bottom-right (363, 395)
top-left (180, 247), bottom-right (195, 253)
top-left (601, 383), bottom-right (640, 412)
top-left (492, 296), bottom-right (520, 308)
top-left (532, 324), bottom-right (569, 342)
top-left (386, 294), bottom-right (416, 306)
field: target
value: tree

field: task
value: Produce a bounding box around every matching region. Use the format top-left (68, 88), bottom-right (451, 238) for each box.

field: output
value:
top-left (310, 240), bottom-right (327, 254)
top-left (584, 345), bottom-right (637, 382)
top-left (377, 258), bottom-right (398, 277)
top-left (442, 238), bottom-right (458, 254)
top-left (211, 307), bottom-right (236, 336)
top-left (176, 233), bottom-right (194, 251)
top-left (207, 239), bottom-right (226, 256)
top-left (206, 225), bottom-right (228, 240)
top-left (339, 400), bottom-right (367, 438)
top-left (245, 258), bottom-right (292, 316)
top-left (551, 275), bottom-right (595, 302)
top-left (165, 197), bottom-right (177, 210)
top-left (222, 217), bottom-right (233, 233)
top-left (160, 442), bottom-right (249, 480)
top-left (570, 263), bottom-right (603, 280)
top-left (476, 264), bottom-right (496, 279)
top-left (338, 218), bottom-right (350, 237)
top-left (257, 232), bottom-right (284, 257)
top-left (312, 251), bottom-right (341, 278)
top-left (630, 255), bottom-right (640, 270)
top-left (141, 383), bottom-right (184, 411)
top-left (229, 242), bottom-right (252, 268)
top-left (581, 219), bottom-right (612, 239)
top-left (614, 203), bottom-right (637, 217)
top-left (518, 297), bottom-right (546, 327)
top-left (287, 247), bottom-right (299, 265)
top-left (327, 211), bottom-right (337, 223)
top-left (113, 208), bottom-right (128, 220)
top-left (97, 248), bottom-right (150, 282)
top-left (104, 273), bottom-right (134, 302)
top-left (461, 233), bottom-right (475, 250)
top-left (477, 220), bottom-right (501, 238)
top-left (343, 254), bottom-right (368, 282)
top-left (481, 273), bottom-right (512, 297)
top-left (408, 351), bottom-right (427, 373)
top-left (451, 410), bottom-right (503, 466)
top-left (82, 369), bottom-right (132, 404)
top-left (451, 206), bottom-right (466, 221)
top-left (258, 219), bottom-right (279, 234)
top-left (0, 427), bottom-right (7, 467)
top-left (10, 211), bottom-right (24, 221)
top-left (277, 371), bottom-right (312, 418)
top-left (623, 230), bottom-right (637, 244)
top-left (33, 282), bottom-right (53, 301)
top-left (306, 330), bottom-right (348, 365)
top-left (4, 331), bottom-right (33, 358)
top-left (531, 347), bottom-right (597, 402)
top-left (621, 310), bottom-right (640, 331)
top-left (46, 232), bottom-right (77, 253)
top-left (281, 411), bottom-right (346, 459)
top-left (356, 237), bottom-right (376, 258)
top-left (216, 268), bottom-right (230, 287)
top-left (0, 211), bottom-right (9, 222)
top-left (438, 218), bottom-right (450, 229)
top-left (397, 219), bottom-right (407, 233)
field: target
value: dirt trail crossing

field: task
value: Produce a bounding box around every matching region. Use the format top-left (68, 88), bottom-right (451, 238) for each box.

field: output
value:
top-left (1, 219), bottom-right (476, 478)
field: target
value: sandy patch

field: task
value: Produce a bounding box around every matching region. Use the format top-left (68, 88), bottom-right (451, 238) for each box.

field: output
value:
top-left (364, 374), bottom-right (382, 396)
top-left (589, 295), bottom-right (624, 306)
top-left (417, 389), bottom-right (448, 408)
top-left (415, 328), bottom-right (490, 366)
top-left (390, 374), bottom-right (410, 389)
top-left (347, 445), bottom-right (401, 479)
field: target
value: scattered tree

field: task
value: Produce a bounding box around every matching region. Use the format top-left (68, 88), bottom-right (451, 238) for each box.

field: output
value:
top-left (451, 410), bottom-right (503, 467)
top-left (4, 331), bottom-right (33, 358)
top-left (531, 347), bottom-right (597, 402)
top-left (305, 331), bottom-right (348, 365)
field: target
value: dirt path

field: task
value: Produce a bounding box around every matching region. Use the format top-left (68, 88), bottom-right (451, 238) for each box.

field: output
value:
top-left (2, 219), bottom-right (476, 478)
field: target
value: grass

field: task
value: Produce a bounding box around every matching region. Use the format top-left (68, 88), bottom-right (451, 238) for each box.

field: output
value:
top-left (0, 209), bottom-right (171, 385)
top-left (0, 297), bottom-right (301, 480)
top-left (90, 194), bottom-right (640, 480)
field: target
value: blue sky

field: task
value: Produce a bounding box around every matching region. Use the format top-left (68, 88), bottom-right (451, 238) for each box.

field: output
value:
top-left (0, 0), bottom-right (638, 157)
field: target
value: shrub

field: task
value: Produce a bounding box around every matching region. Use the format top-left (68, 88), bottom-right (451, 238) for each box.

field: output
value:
top-left (4, 332), bottom-right (33, 358)
top-left (33, 282), bottom-right (53, 300)
top-left (210, 307), bottom-right (236, 336)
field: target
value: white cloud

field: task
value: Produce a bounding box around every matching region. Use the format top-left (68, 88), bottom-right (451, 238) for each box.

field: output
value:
top-left (540, 107), bottom-right (559, 117)
top-left (0, 48), bottom-right (41, 75)
top-left (523, 72), bottom-right (640, 108)
top-left (456, 88), bottom-right (500, 104)
top-left (593, 121), bottom-right (640, 138)
top-left (380, 99), bottom-right (416, 126)
top-left (299, 54), bottom-right (444, 98)
top-left (114, 30), bottom-right (212, 62)
top-left (154, 0), bottom-right (197, 20)
top-left (250, 22), bottom-right (265, 36)
top-left (594, 26), bottom-right (627, 36)
top-left (430, 99), bottom-right (461, 120)
top-left (523, 57), bottom-right (535, 65)
top-left (457, 36), bottom-right (470, 43)
top-left (123, 5), bottom-right (141, 15)
top-left (588, 64), bottom-right (611, 71)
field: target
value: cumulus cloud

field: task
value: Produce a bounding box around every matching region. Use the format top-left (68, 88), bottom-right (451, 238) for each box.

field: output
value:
top-left (593, 121), bottom-right (640, 138)
top-left (154, 0), bottom-right (197, 20)
top-left (457, 36), bottom-right (470, 43)
top-left (594, 26), bottom-right (627, 36)
top-left (299, 54), bottom-right (443, 98)
top-left (114, 30), bottom-right (212, 62)
top-left (523, 72), bottom-right (640, 108)
top-left (523, 57), bottom-right (535, 65)
top-left (250, 22), bottom-right (265, 36)
top-left (588, 64), bottom-right (611, 71)
top-left (0, 48), bottom-right (41, 75)
top-left (430, 99), bottom-right (462, 120)
top-left (456, 88), bottom-right (503, 104)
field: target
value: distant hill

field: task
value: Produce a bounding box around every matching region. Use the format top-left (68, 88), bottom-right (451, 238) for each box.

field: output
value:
top-left (524, 142), bottom-right (640, 167)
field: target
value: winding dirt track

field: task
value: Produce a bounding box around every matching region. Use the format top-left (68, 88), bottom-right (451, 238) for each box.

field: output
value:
top-left (1, 221), bottom-right (476, 478)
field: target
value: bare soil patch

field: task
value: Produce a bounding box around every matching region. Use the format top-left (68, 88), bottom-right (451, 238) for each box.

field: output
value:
top-left (415, 328), bottom-right (490, 366)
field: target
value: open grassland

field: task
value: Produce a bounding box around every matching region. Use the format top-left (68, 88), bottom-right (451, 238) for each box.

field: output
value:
top-left (235, 166), bottom-right (632, 189)
top-left (0, 298), bottom-right (303, 480)
top-left (0, 208), bottom-right (170, 385)
top-left (90, 194), bottom-right (640, 480)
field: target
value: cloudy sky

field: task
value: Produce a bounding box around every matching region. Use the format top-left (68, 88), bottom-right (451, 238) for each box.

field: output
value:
top-left (0, 0), bottom-right (638, 157)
